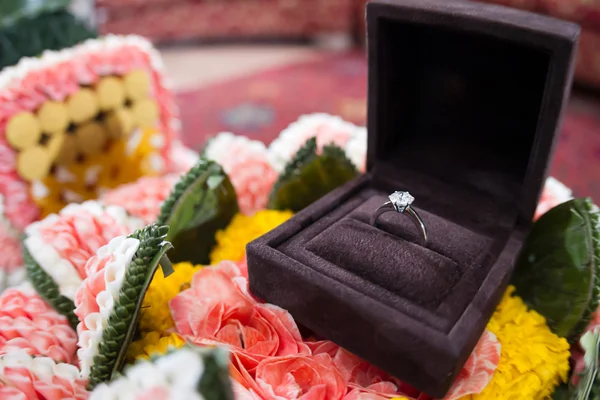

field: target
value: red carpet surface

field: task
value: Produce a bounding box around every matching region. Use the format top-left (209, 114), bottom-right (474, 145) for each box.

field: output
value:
top-left (176, 52), bottom-right (600, 201)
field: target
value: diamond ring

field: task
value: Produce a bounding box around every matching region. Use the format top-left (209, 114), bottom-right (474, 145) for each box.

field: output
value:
top-left (370, 191), bottom-right (428, 243)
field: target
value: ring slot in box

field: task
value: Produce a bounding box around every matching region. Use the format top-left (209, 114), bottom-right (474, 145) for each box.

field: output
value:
top-left (246, 0), bottom-right (579, 396)
top-left (306, 218), bottom-right (461, 308)
top-left (348, 196), bottom-right (492, 265)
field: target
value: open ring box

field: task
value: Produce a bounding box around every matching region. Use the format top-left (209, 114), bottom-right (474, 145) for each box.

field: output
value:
top-left (246, 0), bottom-right (579, 397)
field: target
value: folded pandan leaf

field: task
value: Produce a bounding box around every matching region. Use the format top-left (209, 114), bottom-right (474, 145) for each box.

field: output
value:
top-left (513, 198), bottom-right (600, 343)
top-left (75, 224), bottom-right (174, 389)
top-left (268, 137), bottom-right (358, 212)
top-left (22, 201), bottom-right (143, 329)
top-left (157, 159), bottom-right (238, 265)
top-left (90, 346), bottom-right (234, 400)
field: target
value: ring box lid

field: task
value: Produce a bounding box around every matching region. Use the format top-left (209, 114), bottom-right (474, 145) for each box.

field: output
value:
top-left (366, 0), bottom-right (579, 229)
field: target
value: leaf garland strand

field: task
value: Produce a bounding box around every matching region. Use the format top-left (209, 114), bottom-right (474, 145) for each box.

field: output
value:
top-left (87, 224), bottom-right (173, 389)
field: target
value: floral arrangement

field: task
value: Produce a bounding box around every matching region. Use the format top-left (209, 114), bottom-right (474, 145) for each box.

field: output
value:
top-left (0, 110), bottom-right (594, 400)
top-left (0, 34), bottom-right (199, 293)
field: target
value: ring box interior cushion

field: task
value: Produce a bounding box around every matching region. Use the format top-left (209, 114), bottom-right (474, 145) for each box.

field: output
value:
top-left (246, 0), bottom-right (579, 397)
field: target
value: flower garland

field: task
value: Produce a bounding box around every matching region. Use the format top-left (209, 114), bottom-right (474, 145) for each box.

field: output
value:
top-left (0, 284), bottom-right (78, 364)
top-left (74, 235), bottom-right (142, 378)
top-left (0, 349), bottom-right (89, 399)
top-left (24, 201), bottom-right (143, 301)
top-left (0, 112), bottom-right (582, 399)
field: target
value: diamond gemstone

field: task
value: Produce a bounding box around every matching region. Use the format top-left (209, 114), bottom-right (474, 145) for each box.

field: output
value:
top-left (388, 191), bottom-right (414, 212)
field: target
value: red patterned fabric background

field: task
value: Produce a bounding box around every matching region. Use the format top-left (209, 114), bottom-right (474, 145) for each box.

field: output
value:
top-left (176, 52), bottom-right (600, 201)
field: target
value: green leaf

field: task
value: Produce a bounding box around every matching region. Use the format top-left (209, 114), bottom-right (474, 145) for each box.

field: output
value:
top-left (513, 198), bottom-right (600, 342)
top-left (198, 346), bottom-right (235, 400)
top-left (552, 384), bottom-right (571, 400)
top-left (0, 9), bottom-right (96, 70)
top-left (0, 0), bottom-right (70, 29)
top-left (268, 138), bottom-right (358, 212)
top-left (87, 224), bottom-right (173, 389)
top-left (23, 242), bottom-right (78, 329)
top-left (157, 159), bottom-right (239, 265)
top-left (575, 330), bottom-right (600, 399)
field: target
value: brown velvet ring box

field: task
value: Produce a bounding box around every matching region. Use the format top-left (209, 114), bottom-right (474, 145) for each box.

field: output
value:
top-left (246, 0), bottom-right (579, 397)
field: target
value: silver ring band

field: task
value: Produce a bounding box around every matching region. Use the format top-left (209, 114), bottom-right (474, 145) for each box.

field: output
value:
top-left (370, 191), bottom-right (428, 243)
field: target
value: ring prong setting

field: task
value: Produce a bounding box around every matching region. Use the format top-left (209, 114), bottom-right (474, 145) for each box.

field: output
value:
top-left (388, 191), bottom-right (414, 213)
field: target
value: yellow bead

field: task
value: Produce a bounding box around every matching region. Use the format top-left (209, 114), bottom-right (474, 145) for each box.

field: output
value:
top-left (37, 101), bottom-right (70, 133)
top-left (6, 111), bottom-right (42, 150)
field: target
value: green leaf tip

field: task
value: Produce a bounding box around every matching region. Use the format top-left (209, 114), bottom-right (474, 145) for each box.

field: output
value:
top-left (268, 137), bottom-right (358, 212)
top-left (513, 197), bottom-right (600, 343)
top-left (157, 158), bottom-right (238, 265)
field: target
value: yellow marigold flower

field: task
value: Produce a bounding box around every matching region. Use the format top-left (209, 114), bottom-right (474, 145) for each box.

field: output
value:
top-left (127, 332), bottom-right (185, 362)
top-left (139, 262), bottom-right (201, 334)
top-left (210, 210), bottom-right (294, 264)
top-left (463, 286), bottom-right (570, 400)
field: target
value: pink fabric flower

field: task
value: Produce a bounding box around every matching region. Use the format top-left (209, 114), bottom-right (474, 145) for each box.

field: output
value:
top-left (0, 140), bottom-right (16, 174)
top-left (268, 114), bottom-right (359, 173)
top-left (204, 133), bottom-right (277, 215)
top-left (0, 224), bottom-right (23, 273)
top-left (102, 175), bottom-right (179, 224)
top-left (73, 252), bottom-right (113, 328)
top-left (0, 350), bottom-right (88, 400)
top-left (235, 354), bottom-right (347, 400)
top-left (27, 203), bottom-right (138, 279)
top-left (534, 177), bottom-right (573, 220)
top-left (0, 287), bottom-right (77, 364)
top-left (170, 261), bottom-right (309, 371)
top-left (0, 172), bottom-right (40, 232)
top-left (442, 330), bottom-right (501, 400)
top-left (166, 141), bottom-right (199, 175)
top-left (308, 341), bottom-right (421, 400)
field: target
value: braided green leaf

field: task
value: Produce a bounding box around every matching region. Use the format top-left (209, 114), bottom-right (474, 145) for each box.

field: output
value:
top-left (513, 198), bottom-right (600, 343)
top-left (268, 137), bottom-right (358, 212)
top-left (23, 242), bottom-right (78, 329)
top-left (87, 224), bottom-right (173, 389)
top-left (157, 159), bottom-right (238, 265)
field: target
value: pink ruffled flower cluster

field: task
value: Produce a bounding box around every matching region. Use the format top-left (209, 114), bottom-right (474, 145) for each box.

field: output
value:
top-left (170, 262), bottom-right (498, 400)
top-left (204, 133), bottom-right (278, 215)
top-left (0, 286), bottom-right (77, 364)
top-left (267, 114), bottom-right (363, 173)
top-left (0, 223), bottom-right (23, 273)
top-left (0, 349), bottom-right (88, 400)
top-left (0, 35), bottom-right (181, 234)
top-left (27, 203), bottom-right (137, 279)
top-left (102, 174), bottom-right (179, 224)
